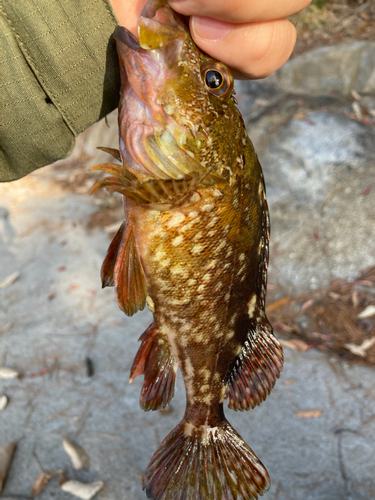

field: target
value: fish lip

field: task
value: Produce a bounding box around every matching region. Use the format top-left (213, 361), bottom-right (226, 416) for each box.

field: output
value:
top-left (140, 0), bottom-right (167, 19)
top-left (114, 26), bottom-right (142, 50)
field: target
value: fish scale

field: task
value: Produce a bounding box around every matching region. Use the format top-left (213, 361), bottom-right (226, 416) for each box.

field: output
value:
top-left (91, 0), bottom-right (284, 498)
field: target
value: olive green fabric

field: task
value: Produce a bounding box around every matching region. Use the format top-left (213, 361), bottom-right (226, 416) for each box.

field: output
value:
top-left (0, 0), bottom-right (120, 182)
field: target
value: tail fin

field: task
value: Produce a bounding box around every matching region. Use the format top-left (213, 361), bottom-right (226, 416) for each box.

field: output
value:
top-left (143, 420), bottom-right (270, 500)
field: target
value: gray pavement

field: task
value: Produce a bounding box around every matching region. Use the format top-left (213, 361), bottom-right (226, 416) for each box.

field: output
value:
top-left (1, 153), bottom-right (374, 499)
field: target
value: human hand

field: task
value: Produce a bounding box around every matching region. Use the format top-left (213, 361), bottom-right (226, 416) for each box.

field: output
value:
top-left (169, 0), bottom-right (312, 79)
top-left (109, 0), bottom-right (312, 79)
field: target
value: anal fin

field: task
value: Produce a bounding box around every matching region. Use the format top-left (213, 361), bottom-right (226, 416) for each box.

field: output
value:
top-left (130, 322), bottom-right (177, 411)
top-left (227, 320), bottom-right (284, 411)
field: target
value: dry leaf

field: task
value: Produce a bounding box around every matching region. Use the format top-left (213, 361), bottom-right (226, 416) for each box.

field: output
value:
top-left (60, 471), bottom-right (68, 486)
top-left (350, 89), bottom-right (361, 101)
top-left (62, 436), bottom-right (90, 470)
top-left (283, 378), bottom-right (296, 386)
top-left (357, 305), bottom-right (375, 319)
top-left (0, 441), bottom-right (16, 493)
top-left (60, 480), bottom-right (104, 499)
top-left (0, 367), bottom-right (19, 379)
top-left (0, 323), bottom-right (12, 334)
top-left (0, 271), bottom-right (19, 289)
top-left (32, 471), bottom-right (59, 496)
top-left (0, 395), bottom-right (8, 411)
top-left (351, 289), bottom-right (359, 307)
top-left (352, 102), bottom-right (362, 120)
top-left (344, 337), bottom-right (375, 358)
top-left (266, 296), bottom-right (291, 313)
top-left (279, 339), bottom-right (309, 352)
top-left (296, 409), bottom-right (322, 418)
top-left (301, 299), bottom-right (314, 311)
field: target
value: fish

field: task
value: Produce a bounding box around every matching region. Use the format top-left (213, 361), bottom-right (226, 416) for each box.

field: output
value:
top-left (91, 0), bottom-right (284, 498)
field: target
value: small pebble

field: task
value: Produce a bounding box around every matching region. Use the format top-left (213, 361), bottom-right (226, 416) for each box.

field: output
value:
top-left (0, 367), bottom-right (19, 379)
top-left (0, 395), bottom-right (8, 411)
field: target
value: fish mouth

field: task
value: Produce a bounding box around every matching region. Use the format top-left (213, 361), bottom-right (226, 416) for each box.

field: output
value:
top-left (114, 26), bottom-right (142, 51)
top-left (114, 0), bottom-right (205, 180)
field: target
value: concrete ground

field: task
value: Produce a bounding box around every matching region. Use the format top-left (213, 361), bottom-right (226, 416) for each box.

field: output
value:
top-left (1, 149), bottom-right (375, 500)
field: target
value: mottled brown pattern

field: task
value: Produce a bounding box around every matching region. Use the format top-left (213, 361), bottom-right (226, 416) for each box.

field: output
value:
top-left (132, 138), bottom-right (266, 422)
top-left (94, 1), bottom-right (284, 498)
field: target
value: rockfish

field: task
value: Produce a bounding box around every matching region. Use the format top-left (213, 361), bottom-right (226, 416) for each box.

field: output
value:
top-left (91, 0), bottom-right (284, 498)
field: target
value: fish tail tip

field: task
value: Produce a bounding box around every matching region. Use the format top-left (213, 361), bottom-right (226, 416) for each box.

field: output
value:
top-left (143, 420), bottom-right (270, 500)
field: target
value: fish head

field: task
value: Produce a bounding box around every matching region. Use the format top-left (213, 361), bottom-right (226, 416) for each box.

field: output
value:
top-left (115, 0), bottom-right (245, 182)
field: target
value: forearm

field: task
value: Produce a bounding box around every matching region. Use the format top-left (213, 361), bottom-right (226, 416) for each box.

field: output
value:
top-left (0, 0), bottom-right (121, 182)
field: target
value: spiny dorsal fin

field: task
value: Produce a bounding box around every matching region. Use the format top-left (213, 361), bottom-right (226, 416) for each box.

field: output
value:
top-left (226, 319), bottom-right (284, 411)
top-left (100, 221), bottom-right (126, 288)
top-left (97, 147), bottom-right (121, 162)
top-left (114, 227), bottom-right (147, 316)
top-left (130, 322), bottom-right (177, 411)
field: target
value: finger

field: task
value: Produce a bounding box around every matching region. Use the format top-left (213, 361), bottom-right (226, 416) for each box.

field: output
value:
top-left (169, 0), bottom-right (312, 23)
top-left (190, 17), bottom-right (296, 79)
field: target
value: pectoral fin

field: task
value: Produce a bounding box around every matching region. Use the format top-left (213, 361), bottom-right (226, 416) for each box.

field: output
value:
top-left (100, 221), bottom-right (126, 288)
top-left (114, 226), bottom-right (147, 316)
top-left (97, 147), bottom-right (121, 162)
top-left (90, 161), bottom-right (225, 210)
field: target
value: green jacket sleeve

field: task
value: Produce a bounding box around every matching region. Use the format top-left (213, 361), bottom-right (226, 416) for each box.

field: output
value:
top-left (0, 0), bottom-right (120, 182)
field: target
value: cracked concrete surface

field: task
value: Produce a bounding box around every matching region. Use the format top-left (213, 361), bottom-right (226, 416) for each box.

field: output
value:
top-left (0, 149), bottom-right (374, 499)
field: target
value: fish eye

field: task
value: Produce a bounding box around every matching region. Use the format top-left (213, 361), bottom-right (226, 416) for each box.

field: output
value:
top-left (201, 62), bottom-right (234, 99)
top-left (205, 70), bottom-right (223, 90)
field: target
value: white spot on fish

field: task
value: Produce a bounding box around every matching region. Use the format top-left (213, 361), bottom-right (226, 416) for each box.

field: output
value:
top-left (200, 369), bottom-right (211, 382)
top-left (172, 235), bottom-right (184, 247)
top-left (184, 422), bottom-right (195, 437)
top-left (154, 248), bottom-right (166, 262)
top-left (170, 264), bottom-right (187, 276)
top-left (214, 240), bottom-right (226, 254)
top-left (235, 344), bottom-right (242, 355)
top-left (167, 212), bottom-right (186, 228)
top-left (171, 296), bottom-right (190, 306)
top-left (227, 329), bottom-right (235, 339)
top-left (201, 203), bottom-right (215, 212)
top-left (207, 216), bottom-right (219, 229)
top-left (191, 243), bottom-right (204, 254)
top-left (248, 294), bottom-right (257, 318)
top-left (146, 296), bottom-right (155, 312)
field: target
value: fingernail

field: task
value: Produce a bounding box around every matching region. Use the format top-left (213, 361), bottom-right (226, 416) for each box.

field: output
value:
top-left (191, 16), bottom-right (230, 42)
